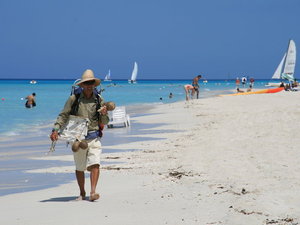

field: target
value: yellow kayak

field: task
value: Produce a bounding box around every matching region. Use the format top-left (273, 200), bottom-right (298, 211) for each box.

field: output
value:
top-left (220, 87), bottom-right (284, 96)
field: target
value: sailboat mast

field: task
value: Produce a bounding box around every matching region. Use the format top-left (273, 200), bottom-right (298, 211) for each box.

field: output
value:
top-left (284, 39), bottom-right (291, 67)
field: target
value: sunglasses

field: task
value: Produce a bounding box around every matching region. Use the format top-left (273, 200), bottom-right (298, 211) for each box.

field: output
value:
top-left (82, 80), bottom-right (95, 85)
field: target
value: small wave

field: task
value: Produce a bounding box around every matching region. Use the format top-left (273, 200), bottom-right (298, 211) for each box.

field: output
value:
top-left (1, 130), bottom-right (20, 137)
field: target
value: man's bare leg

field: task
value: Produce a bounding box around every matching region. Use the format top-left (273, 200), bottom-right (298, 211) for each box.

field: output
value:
top-left (75, 170), bottom-right (86, 200)
top-left (89, 164), bottom-right (100, 201)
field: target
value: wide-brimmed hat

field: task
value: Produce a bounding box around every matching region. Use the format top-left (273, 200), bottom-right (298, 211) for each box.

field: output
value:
top-left (76, 69), bottom-right (101, 87)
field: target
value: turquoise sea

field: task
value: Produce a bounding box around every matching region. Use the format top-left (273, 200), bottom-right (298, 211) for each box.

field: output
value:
top-left (0, 79), bottom-right (270, 137)
top-left (0, 79), bottom-right (271, 196)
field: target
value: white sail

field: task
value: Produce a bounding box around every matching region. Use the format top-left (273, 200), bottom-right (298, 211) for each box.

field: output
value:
top-left (272, 53), bottom-right (286, 79)
top-left (282, 39), bottom-right (296, 80)
top-left (130, 62), bottom-right (138, 82)
top-left (269, 39), bottom-right (297, 83)
top-left (104, 70), bottom-right (111, 81)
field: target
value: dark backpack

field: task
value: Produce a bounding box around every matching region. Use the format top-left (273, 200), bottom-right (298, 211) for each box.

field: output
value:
top-left (70, 86), bottom-right (102, 120)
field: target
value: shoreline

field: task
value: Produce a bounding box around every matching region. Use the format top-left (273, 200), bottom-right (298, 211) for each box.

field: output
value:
top-left (0, 85), bottom-right (236, 139)
top-left (0, 102), bottom-right (171, 196)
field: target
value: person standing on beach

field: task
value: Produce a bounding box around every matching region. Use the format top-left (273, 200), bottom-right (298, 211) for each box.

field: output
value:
top-left (249, 77), bottom-right (254, 89)
top-left (241, 76), bottom-right (247, 87)
top-left (184, 84), bottom-right (195, 101)
top-left (192, 75), bottom-right (202, 99)
top-left (235, 77), bottom-right (240, 88)
top-left (25, 93), bottom-right (36, 108)
top-left (50, 69), bottom-right (109, 201)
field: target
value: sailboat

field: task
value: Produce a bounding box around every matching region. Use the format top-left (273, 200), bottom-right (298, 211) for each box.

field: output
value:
top-left (266, 39), bottom-right (296, 87)
top-left (104, 70), bottom-right (112, 81)
top-left (128, 62), bottom-right (138, 83)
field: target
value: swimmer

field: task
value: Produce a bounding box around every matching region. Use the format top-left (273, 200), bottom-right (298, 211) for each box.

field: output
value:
top-left (25, 93), bottom-right (36, 108)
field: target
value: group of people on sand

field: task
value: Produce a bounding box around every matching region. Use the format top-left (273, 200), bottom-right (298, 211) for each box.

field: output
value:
top-left (184, 75), bottom-right (202, 101)
top-left (235, 76), bottom-right (255, 93)
top-left (280, 79), bottom-right (299, 91)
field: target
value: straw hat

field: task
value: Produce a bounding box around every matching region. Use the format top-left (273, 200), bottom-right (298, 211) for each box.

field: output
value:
top-left (76, 69), bottom-right (101, 87)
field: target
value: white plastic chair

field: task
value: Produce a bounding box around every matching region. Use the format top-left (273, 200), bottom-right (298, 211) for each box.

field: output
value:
top-left (107, 106), bottom-right (130, 128)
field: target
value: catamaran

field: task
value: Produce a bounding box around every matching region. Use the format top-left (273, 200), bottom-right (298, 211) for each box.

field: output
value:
top-left (128, 62), bottom-right (138, 83)
top-left (104, 70), bottom-right (112, 81)
top-left (266, 39), bottom-right (296, 87)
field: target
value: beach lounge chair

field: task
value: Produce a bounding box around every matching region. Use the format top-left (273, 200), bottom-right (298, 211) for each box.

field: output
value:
top-left (107, 106), bottom-right (130, 128)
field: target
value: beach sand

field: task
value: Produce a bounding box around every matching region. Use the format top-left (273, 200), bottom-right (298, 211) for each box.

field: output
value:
top-left (1, 91), bottom-right (300, 225)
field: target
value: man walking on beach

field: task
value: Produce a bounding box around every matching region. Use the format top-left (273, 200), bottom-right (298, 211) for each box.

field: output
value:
top-left (192, 75), bottom-right (202, 99)
top-left (50, 69), bottom-right (109, 201)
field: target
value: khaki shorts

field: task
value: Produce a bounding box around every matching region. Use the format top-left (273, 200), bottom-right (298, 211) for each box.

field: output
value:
top-left (73, 138), bottom-right (102, 171)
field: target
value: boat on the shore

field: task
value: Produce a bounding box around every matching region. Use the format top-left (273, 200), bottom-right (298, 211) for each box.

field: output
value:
top-left (221, 87), bottom-right (284, 96)
top-left (266, 39), bottom-right (296, 87)
top-left (128, 62), bottom-right (138, 84)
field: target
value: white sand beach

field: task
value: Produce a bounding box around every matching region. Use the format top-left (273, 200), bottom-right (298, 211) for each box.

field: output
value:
top-left (1, 91), bottom-right (300, 225)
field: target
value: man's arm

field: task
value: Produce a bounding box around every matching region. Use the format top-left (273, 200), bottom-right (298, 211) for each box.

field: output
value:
top-left (50, 96), bottom-right (75, 141)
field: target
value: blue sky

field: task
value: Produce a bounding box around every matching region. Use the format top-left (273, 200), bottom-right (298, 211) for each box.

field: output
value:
top-left (0, 0), bottom-right (299, 80)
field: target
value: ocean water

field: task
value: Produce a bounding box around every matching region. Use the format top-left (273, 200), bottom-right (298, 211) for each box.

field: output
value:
top-left (0, 79), bottom-right (270, 137)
